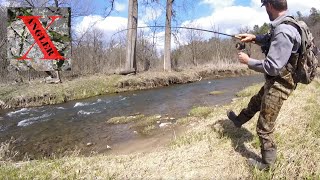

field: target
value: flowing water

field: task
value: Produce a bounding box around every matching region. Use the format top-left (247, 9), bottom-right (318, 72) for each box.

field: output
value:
top-left (0, 75), bottom-right (263, 159)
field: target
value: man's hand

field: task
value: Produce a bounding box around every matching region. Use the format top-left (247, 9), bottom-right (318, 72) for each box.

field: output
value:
top-left (238, 52), bottom-right (250, 64)
top-left (235, 33), bottom-right (256, 43)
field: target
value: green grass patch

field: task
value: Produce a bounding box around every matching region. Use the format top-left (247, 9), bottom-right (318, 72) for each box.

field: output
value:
top-left (251, 168), bottom-right (275, 180)
top-left (107, 115), bottom-right (145, 124)
top-left (274, 132), bottom-right (285, 146)
top-left (107, 114), bottom-right (160, 135)
top-left (176, 117), bottom-right (198, 125)
top-left (236, 83), bottom-right (262, 97)
top-left (251, 135), bottom-right (260, 149)
top-left (141, 125), bottom-right (157, 135)
top-left (189, 106), bottom-right (213, 118)
top-left (133, 115), bottom-right (160, 128)
top-left (209, 91), bottom-right (224, 95)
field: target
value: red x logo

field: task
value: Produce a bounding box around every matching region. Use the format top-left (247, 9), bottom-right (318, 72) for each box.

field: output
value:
top-left (17, 16), bottom-right (65, 60)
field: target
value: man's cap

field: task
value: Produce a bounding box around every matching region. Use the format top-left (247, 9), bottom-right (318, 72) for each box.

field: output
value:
top-left (261, 0), bottom-right (268, 7)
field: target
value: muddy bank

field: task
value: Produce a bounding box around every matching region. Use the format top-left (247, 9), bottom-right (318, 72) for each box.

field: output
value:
top-left (0, 65), bottom-right (255, 110)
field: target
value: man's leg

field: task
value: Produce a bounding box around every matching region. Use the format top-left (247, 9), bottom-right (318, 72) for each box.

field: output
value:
top-left (251, 82), bottom-right (293, 170)
top-left (228, 85), bottom-right (264, 127)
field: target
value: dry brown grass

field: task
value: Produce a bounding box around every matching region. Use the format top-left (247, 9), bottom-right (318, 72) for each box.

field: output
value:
top-left (1, 78), bottom-right (319, 179)
top-left (0, 138), bottom-right (19, 162)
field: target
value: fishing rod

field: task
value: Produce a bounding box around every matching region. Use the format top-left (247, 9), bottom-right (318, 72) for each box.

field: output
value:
top-left (112, 25), bottom-right (250, 55)
top-left (112, 25), bottom-right (240, 39)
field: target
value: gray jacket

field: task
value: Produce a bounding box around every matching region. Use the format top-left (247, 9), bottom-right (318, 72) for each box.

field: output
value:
top-left (248, 11), bottom-right (301, 76)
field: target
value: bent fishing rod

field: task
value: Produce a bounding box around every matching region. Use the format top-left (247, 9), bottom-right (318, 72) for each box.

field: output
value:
top-left (112, 25), bottom-right (250, 53)
top-left (112, 25), bottom-right (241, 39)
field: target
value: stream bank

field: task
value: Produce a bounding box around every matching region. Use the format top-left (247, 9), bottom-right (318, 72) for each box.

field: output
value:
top-left (0, 74), bottom-right (263, 160)
top-left (0, 65), bottom-right (255, 109)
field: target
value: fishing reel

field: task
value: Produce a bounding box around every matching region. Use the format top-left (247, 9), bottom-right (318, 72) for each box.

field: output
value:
top-left (235, 42), bottom-right (246, 51)
top-left (235, 42), bottom-right (251, 57)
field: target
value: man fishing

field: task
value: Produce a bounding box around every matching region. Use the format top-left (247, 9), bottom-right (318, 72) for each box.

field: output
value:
top-left (227, 0), bottom-right (302, 170)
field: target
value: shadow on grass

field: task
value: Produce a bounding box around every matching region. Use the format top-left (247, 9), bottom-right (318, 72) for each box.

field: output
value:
top-left (211, 119), bottom-right (261, 161)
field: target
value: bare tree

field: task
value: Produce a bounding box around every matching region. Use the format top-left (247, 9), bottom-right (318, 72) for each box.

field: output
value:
top-left (164, 0), bottom-right (173, 71)
top-left (0, 6), bottom-right (9, 83)
top-left (185, 26), bottom-right (204, 66)
top-left (0, 6), bottom-right (6, 52)
top-left (124, 0), bottom-right (138, 74)
top-left (136, 30), bottom-right (160, 71)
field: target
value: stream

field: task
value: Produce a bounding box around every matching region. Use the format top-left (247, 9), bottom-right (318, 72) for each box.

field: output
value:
top-left (0, 75), bottom-right (263, 159)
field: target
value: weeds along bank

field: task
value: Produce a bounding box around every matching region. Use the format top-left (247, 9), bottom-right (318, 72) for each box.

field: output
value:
top-left (1, 78), bottom-right (319, 179)
top-left (0, 64), bottom-right (254, 109)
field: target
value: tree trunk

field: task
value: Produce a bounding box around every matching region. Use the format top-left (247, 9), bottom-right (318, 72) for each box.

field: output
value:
top-left (125, 0), bottom-right (138, 74)
top-left (54, 0), bottom-right (59, 7)
top-left (54, 0), bottom-right (61, 82)
top-left (164, 0), bottom-right (173, 71)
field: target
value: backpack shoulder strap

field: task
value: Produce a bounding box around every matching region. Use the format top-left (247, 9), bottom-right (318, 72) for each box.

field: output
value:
top-left (280, 16), bottom-right (302, 34)
top-left (280, 16), bottom-right (304, 54)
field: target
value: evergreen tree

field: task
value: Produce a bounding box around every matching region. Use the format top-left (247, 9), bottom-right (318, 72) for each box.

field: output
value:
top-left (309, 7), bottom-right (320, 25)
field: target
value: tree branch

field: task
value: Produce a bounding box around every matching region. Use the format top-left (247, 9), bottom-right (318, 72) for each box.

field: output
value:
top-left (103, 0), bottom-right (115, 17)
top-left (24, 0), bottom-right (35, 7)
top-left (74, 0), bottom-right (115, 46)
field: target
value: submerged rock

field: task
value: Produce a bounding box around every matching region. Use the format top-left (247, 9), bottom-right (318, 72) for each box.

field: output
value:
top-left (159, 122), bottom-right (172, 128)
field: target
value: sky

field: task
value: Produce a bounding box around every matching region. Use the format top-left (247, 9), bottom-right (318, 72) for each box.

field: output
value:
top-left (1, 0), bottom-right (320, 49)
top-left (73, 0), bottom-right (319, 49)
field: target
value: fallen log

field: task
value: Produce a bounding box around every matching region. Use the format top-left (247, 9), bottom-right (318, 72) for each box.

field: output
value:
top-left (118, 68), bottom-right (136, 75)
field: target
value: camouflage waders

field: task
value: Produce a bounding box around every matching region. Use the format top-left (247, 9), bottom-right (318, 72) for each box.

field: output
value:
top-left (234, 65), bottom-right (297, 166)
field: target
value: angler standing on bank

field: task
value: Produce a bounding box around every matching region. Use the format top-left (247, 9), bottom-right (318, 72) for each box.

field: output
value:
top-left (227, 0), bottom-right (318, 170)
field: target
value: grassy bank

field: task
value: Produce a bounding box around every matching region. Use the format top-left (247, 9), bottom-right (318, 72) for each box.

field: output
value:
top-left (1, 78), bottom-right (320, 179)
top-left (0, 64), bottom-right (252, 109)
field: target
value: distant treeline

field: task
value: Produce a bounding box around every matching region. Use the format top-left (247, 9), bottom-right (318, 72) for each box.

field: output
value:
top-left (0, 6), bottom-right (319, 83)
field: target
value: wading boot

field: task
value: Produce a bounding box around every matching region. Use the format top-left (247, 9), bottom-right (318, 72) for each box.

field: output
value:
top-left (248, 158), bottom-right (270, 171)
top-left (227, 110), bottom-right (242, 128)
top-left (248, 149), bottom-right (277, 171)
